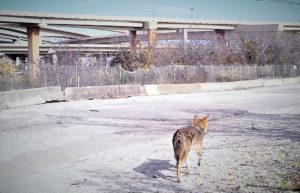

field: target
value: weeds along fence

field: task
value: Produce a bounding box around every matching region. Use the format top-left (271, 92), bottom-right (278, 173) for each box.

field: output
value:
top-left (1, 30), bottom-right (299, 91)
top-left (1, 61), bottom-right (299, 91)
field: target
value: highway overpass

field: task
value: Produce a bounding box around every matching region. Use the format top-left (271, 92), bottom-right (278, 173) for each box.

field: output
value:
top-left (0, 10), bottom-right (299, 80)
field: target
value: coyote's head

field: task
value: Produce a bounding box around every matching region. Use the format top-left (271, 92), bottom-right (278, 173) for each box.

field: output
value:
top-left (193, 114), bottom-right (209, 133)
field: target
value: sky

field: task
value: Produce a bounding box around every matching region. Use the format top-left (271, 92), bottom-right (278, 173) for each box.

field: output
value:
top-left (1, 0), bottom-right (300, 22)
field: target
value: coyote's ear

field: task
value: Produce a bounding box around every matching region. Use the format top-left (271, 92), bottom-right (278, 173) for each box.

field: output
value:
top-left (193, 114), bottom-right (199, 125)
top-left (201, 114), bottom-right (209, 120)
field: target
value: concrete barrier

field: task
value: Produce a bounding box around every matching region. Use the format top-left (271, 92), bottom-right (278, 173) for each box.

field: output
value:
top-left (263, 79), bottom-right (283, 87)
top-left (144, 77), bottom-right (299, 95)
top-left (144, 83), bottom-right (201, 95)
top-left (233, 79), bottom-right (264, 90)
top-left (200, 79), bottom-right (263, 92)
top-left (1, 77), bottom-right (299, 110)
top-left (0, 86), bottom-right (66, 110)
top-left (282, 77), bottom-right (300, 85)
top-left (143, 85), bottom-right (159, 95)
top-left (64, 85), bottom-right (145, 100)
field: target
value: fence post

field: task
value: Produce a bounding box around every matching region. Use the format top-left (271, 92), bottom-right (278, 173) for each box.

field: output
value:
top-left (136, 62), bottom-right (139, 85)
top-left (98, 55), bottom-right (101, 86)
top-left (221, 64), bottom-right (224, 77)
top-left (255, 65), bottom-right (257, 79)
top-left (248, 64), bottom-right (250, 78)
top-left (200, 64), bottom-right (203, 82)
top-left (137, 67), bottom-right (142, 85)
top-left (119, 64), bottom-right (122, 85)
top-left (10, 60), bottom-right (13, 89)
top-left (293, 64), bottom-right (297, 77)
top-left (43, 60), bottom-right (47, 87)
top-left (173, 64), bottom-right (176, 82)
top-left (272, 64), bottom-right (275, 79)
top-left (76, 62), bottom-right (80, 87)
top-left (211, 64), bottom-right (214, 82)
top-left (279, 65), bottom-right (282, 78)
top-left (194, 66), bottom-right (197, 83)
top-left (261, 65), bottom-right (264, 79)
top-left (231, 65), bottom-right (234, 79)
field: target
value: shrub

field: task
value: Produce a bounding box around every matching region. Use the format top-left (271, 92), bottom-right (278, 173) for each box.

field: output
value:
top-left (111, 48), bottom-right (151, 72)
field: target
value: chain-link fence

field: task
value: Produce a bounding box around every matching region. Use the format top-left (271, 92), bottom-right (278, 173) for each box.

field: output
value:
top-left (1, 59), bottom-right (299, 91)
top-left (2, 30), bottom-right (299, 91)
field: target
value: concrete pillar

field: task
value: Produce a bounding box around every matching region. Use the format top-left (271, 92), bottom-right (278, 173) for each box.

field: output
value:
top-left (27, 26), bottom-right (40, 82)
top-left (147, 29), bottom-right (156, 65)
top-left (144, 21), bottom-right (157, 65)
top-left (144, 21), bottom-right (157, 48)
top-left (183, 29), bottom-right (188, 44)
top-left (277, 24), bottom-right (284, 32)
top-left (129, 30), bottom-right (137, 51)
top-left (215, 29), bottom-right (226, 50)
top-left (177, 29), bottom-right (188, 44)
top-left (16, 57), bottom-right (20, 66)
top-left (148, 29), bottom-right (157, 48)
top-left (52, 54), bottom-right (58, 65)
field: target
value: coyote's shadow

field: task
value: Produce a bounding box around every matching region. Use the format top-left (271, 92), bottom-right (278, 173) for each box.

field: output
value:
top-left (134, 159), bottom-right (175, 181)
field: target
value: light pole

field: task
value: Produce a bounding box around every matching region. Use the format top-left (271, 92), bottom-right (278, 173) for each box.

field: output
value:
top-left (153, 0), bottom-right (156, 19)
top-left (190, 8), bottom-right (194, 19)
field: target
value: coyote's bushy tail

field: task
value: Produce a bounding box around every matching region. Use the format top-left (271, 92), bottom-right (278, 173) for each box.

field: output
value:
top-left (173, 137), bottom-right (182, 161)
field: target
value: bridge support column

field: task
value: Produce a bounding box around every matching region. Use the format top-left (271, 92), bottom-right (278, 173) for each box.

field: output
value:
top-left (215, 29), bottom-right (226, 50)
top-left (148, 28), bottom-right (157, 48)
top-left (183, 29), bottom-right (188, 44)
top-left (129, 30), bottom-right (137, 51)
top-left (27, 26), bottom-right (40, 83)
top-left (147, 29), bottom-right (156, 65)
top-left (144, 21), bottom-right (157, 65)
top-left (177, 29), bottom-right (188, 45)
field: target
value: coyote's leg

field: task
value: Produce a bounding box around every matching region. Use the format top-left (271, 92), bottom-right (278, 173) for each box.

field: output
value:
top-left (176, 160), bottom-right (183, 182)
top-left (186, 154), bottom-right (190, 174)
top-left (177, 151), bottom-right (189, 182)
top-left (197, 142), bottom-right (203, 166)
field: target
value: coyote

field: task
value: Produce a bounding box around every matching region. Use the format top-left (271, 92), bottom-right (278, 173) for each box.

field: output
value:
top-left (172, 114), bottom-right (209, 182)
